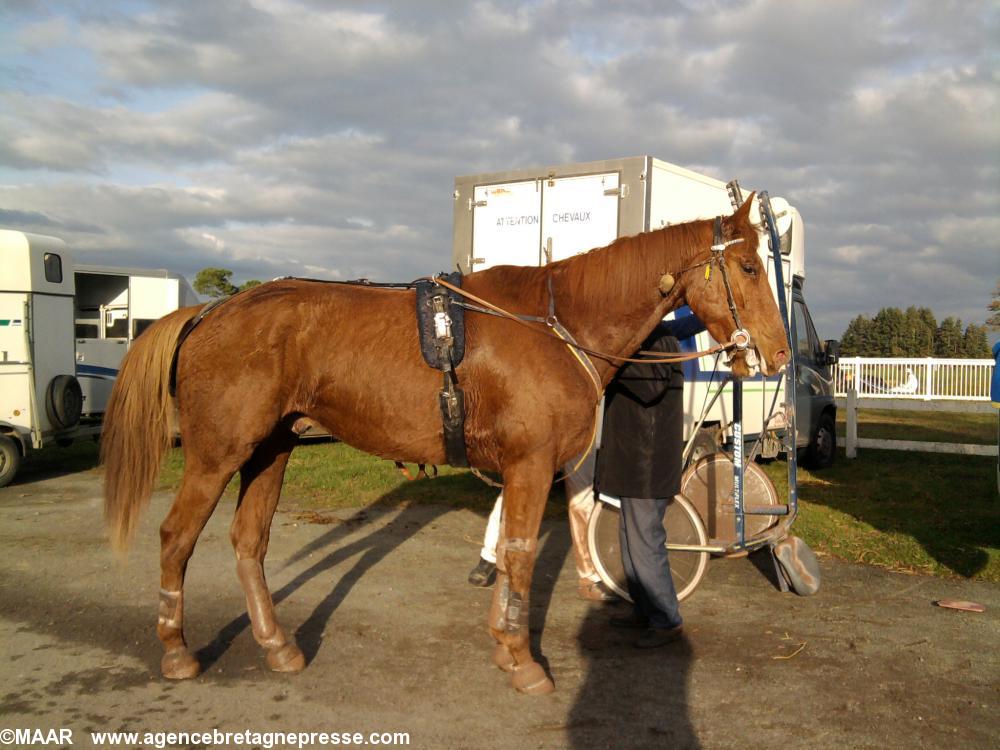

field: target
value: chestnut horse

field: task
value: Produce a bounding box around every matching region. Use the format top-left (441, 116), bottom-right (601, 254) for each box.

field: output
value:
top-left (102, 195), bottom-right (788, 694)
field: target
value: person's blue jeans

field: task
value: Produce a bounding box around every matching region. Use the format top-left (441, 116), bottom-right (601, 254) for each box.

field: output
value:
top-left (618, 496), bottom-right (683, 629)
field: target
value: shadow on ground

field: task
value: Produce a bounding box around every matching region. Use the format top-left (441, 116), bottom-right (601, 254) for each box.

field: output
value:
top-left (794, 449), bottom-right (998, 578)
top-left (196, 477), bottom-right (466, 669)
top-left (9, 439), bottom-right (102, 486)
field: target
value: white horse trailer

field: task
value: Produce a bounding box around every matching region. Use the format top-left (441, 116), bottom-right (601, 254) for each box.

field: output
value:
top-left (72, 262), bottom-right (199, 419)
top-left (452, 156), bottom-right (838, 466)
top-left (0, 230), bottom-right (198, 486)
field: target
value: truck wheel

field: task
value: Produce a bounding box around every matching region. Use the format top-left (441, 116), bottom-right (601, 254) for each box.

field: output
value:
top-left (46, 375), bottom-right (83, 430)
top-left (0, 435), bottom-right (21, 488)
top-left (804, 412), bottom-right (836, 470)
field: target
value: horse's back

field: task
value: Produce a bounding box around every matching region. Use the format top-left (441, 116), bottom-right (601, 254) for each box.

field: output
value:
top-left (174, 280), bottom-right (446, 460)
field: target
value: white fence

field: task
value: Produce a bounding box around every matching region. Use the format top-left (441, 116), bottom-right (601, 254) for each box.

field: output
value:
top-left (833, 357), bottom-right (994, 401)
top-left (839, 392), bottom-right (998, 458)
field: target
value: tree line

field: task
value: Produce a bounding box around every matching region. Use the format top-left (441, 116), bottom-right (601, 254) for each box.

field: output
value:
top-left (839, 306), bottom-right (990, 359)
top-left (193, 267), bottom-right (263, 298)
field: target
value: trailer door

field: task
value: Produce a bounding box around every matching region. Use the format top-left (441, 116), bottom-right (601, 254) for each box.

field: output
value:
top-left (471, 180), bottom-right (542, 270)
top-left (129, 276), bottom-right (179, 341)
top-left (541, 172), bottom-right (620, 261)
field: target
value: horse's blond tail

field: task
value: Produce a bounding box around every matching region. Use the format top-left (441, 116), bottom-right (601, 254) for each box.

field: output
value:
top-left (101, 306), bottom-right (201, 552)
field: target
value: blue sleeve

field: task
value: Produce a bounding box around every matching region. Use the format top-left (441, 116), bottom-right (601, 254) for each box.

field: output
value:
top-left (663, 314), bottom-right (706, 341)
top-left (991, 341), bottom-right (1000, 406)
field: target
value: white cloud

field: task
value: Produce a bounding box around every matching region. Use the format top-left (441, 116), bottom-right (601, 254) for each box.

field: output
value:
top-left (0, 0), bottom-right (996, 338)
top-left (14, 16), bottom-right (71, 51)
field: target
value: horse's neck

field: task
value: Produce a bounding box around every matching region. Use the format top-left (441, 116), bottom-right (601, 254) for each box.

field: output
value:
top-left (553, 224), bottom-right (706, 384)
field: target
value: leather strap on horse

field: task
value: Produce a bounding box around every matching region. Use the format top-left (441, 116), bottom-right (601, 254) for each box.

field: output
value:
top-left (428, 275), bottom-right (734, 368)
top-left (430, 213), bottom-right (758, 368)
top-left (168, 296), bottom-right (235, 397)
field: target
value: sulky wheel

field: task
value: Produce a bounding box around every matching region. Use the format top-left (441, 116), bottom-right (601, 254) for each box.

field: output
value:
top-left (587, 494), bottom-right (709, 603)
top-left (680, 452), bottom-right (782, 556)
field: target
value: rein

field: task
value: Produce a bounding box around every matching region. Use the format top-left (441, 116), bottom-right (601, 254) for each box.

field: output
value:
top-left (427, 275), bottom-right (734, 370)
top-left (426, 214), bottom-right (754, 374)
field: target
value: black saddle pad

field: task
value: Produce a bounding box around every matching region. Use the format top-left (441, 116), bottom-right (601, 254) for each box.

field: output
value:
top-left (415, 272), bottom-right (466, 370)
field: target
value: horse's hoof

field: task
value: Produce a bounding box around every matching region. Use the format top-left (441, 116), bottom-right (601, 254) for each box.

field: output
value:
top-left (266, 642), bottom-right (306, 673)
top-left (492, 643), bottom-right (515, 673)
top-left (161, 648), bottom-right (200, 680)
top-left (511, 661), bottom-right (554, 695)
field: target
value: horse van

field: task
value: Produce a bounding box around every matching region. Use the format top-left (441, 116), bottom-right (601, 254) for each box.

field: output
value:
top-left (0, 230), bottom-right (198, 486)
top-left (451, 156), bottom-right (838, 468)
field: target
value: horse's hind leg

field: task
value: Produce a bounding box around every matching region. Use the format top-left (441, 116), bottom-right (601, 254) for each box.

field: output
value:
top-left (487, 458), bottom-right (555, 695)
top-left (158, 462), bottom-right (234, 679)
top-left (230, 430), bottom-right (305, 673)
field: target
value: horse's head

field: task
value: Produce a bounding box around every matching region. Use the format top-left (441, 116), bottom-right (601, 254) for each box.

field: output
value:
top-left (681, 194), bottom-right (789, 377)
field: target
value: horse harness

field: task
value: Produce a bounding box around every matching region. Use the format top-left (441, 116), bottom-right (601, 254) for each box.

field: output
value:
top-left (167, 274), bottom-right (474, 470)
top-left (167, 215), bottom-right (752, 479)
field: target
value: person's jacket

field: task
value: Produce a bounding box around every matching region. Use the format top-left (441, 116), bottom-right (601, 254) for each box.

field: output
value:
top-left (595, 324), bottom-right (685, 499)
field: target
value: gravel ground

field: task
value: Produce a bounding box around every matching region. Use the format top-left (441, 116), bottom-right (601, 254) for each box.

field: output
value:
top-left (0, 469), bottom-right (997, 749)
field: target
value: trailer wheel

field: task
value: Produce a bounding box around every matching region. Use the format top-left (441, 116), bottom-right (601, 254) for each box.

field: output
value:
top-left (46, 375), bottom-right (83, 430)
top-left (0, 435), bottom-right (21, 488)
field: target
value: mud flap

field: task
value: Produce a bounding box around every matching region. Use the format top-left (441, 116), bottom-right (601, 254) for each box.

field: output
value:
top-left (772, 535), bottom-right (821, 596)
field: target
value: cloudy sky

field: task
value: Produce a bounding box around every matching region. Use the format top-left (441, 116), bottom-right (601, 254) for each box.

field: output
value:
top-left (1, 0), bottom-right (997, 338)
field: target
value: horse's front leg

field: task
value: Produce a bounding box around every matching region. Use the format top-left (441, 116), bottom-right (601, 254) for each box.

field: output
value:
top-left (231, 432), bottom-right (306, 673)
top-left (487, 458), bottom-right (555, 695)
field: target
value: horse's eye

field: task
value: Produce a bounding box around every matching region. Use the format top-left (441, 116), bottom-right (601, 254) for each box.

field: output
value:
top-left (740, 262), bottom-right (757, 276)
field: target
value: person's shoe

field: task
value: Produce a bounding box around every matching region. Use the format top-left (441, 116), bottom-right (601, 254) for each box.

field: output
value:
top-left (634, 624), bottom-right (684, 649)
top-left (467, 557), bottom-right (497, 587)
top-left (609, 611), bottom-right (649, 630)
top-left (577, 579), bottom-right (620, 602)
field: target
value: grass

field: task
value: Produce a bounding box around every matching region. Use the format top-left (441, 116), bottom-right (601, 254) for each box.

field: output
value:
top-left (158, 439), bottom-right (502, 516)
top-left (761, 451), bottom-right (999, 581)
top-left (835, 407), bottom-right (996, 445)
top-left (11, 419), bottom-right (1000, 582)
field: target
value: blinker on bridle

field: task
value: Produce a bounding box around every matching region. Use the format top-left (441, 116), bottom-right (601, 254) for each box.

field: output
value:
top-left (711, 215), bottom-right (752, 353)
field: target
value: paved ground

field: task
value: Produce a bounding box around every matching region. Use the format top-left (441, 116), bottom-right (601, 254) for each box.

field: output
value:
top-left (0, 468), bottom-right (997, 749)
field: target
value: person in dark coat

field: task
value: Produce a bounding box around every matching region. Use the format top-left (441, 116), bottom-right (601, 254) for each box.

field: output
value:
top-left (596, 318), bottom-right (697, 648)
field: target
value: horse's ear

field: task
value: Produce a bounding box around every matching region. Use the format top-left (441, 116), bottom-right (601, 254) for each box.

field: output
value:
top-left (734, 192), bottom-right (756, 225)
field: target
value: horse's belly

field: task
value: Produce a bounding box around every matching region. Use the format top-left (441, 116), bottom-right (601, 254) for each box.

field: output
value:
top-left (308, 355), bottom-right (448, 464)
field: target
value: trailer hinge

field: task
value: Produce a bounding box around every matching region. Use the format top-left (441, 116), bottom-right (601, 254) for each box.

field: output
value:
top-left (469, 199), bottom-right (487, 210)
top-left (604, 185), bottom-right (629, 198)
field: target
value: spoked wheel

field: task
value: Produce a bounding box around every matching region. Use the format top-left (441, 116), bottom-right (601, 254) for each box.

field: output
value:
top-left (587, 494), bottom-right (709, 603)
top-left (680, 452), bottom-right (782, 557)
